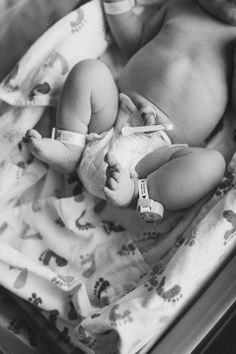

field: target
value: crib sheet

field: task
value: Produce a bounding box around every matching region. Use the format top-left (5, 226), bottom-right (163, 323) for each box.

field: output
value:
top-left (0, 1), bottom-right (236, 353)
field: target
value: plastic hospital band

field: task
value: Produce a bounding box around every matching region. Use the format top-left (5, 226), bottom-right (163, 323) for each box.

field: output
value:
top-left (121, 123), bottom-right (173, 136)
top-left (137, 179), bottom-right (164, 222)
top-left (103, 0), bottom-right (135, 15)
top-left (51, 127), bottom-right (86, 147)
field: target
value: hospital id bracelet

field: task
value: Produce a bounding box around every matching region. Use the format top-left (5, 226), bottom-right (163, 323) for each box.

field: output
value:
top-left (137, 179), bottom-right (164, 222)
top-left (103, 0), bottom-right (135, 15)
top-left (51, 127), bottom-right (86, 147)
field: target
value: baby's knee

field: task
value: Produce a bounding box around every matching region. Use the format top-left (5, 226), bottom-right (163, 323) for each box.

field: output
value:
top-left (197, 148), bottom-right (226, 184)
top-left (71, 59), bottom-right (110, 82)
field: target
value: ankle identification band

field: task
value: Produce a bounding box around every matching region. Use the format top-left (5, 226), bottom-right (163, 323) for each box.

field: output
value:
top-left (137, 179), bottom-right (164, 222)
top-left (51, 127), bottom-right (86, 147)
top-left (103, 0), bottom-right (135, 15)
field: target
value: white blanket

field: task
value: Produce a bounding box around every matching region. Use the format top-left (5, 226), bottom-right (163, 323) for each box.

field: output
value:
top-left (0, 1), bottom-right (236, 353)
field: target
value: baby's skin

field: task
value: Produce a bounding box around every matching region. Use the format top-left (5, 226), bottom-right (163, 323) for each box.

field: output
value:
top-left (197, 0), bottom-right (236, 26)
top-left (25, 0), bottom-right (236, 214)
top-left (118, 0), bottom-right (236, 146)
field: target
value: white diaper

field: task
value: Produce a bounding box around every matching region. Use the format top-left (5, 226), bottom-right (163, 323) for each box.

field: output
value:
top-left (78, 93), bottom-right (173, 199)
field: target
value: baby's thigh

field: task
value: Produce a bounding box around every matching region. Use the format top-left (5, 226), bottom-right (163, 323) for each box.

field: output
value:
top-left (170, 146), bottom-right (226, 186)
top-left (62, 59), bottom-right (119, 134)
top-left (85, 60), bottom-right (119, 133)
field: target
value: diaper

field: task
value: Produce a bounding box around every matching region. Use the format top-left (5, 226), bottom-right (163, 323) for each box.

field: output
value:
top-left (78, 93), bottom-right (172, 199)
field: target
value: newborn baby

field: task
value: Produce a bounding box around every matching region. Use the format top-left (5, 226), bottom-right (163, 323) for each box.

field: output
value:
top-left (24, 0), bottom-right (236, 221)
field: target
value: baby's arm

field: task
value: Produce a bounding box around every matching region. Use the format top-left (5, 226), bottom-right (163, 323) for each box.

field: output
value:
top-left (102, 0), bottom-right (167, 57)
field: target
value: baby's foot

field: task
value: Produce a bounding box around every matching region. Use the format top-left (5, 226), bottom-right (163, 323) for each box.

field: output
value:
top-left (24, 129), bottom-right (84, 173)
top-left (104, 153), bottom-right (138, 208)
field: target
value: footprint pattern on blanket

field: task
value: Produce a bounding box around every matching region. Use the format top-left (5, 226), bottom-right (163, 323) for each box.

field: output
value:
top-left (21, 232), bottom-right (43, 240)
top-left (109, 304), bottom-right (133, 327)
top-left (67, 297), bottom-right (85, 327)
top-left (94, 277), bottom-right (110, 306)
top-left (70, 8), bottom-right (86, 33)
top-left (77, 325), bottom-right (97, 350)
top-left (184, 230), bottom-right (197, 247)
top-left (8, 317), bottom-right (37, 347)
top-left (51, 274), bottom-right (75, 288)
top-left (144, 265), bottom-right (182, 302)
top-left (75, 210), bottom-right (95, 231)
top-left (48, 309), bottom-right (60, 327)
top-left (28, 292), bottom-right (43, 307)
top-left (39, 249), bottom-right (68, 267)
top-left (57, 327), bottom-right (74, 349)
top-left (20, 222), bottom-right (43, 240)
top-left (223, 209), bottom-right (236, 245)
top-left (117, 242), bottom-right (136, 256)
top-left (102, 220), bottom-right (125, 235)
top-left (138, 231), bottom-right (162, 246)
top-left (9, 266), bottom-right (29, 289)
top-left (80, 252), bottom-right (96, 278)
top-left (215, 170), bottom-right (234, 197)
top-left (28, 82), bottom-right (51, 102)
top-left (44, 50), bottom-right (69, 76)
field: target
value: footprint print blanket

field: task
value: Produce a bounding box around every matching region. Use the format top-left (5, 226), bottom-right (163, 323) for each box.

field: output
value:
top-left (0, 0), bottom-right (236, 353)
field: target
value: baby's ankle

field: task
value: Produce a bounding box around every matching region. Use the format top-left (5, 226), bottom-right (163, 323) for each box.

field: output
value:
top-left (57, 119), bottom-right (88, 135)
top-left (51, 127), bottom-right (87, 149)
top-left (129, 176), bottom-right (139, 209)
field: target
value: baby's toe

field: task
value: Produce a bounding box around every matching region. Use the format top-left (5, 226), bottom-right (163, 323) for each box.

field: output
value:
top-left (105, 176), bottom-right (118, 191)
top-left (27, 137), bottom-right (47, 157)
top-left (106, 166), bottom-right (120, 182)
top-left (104, 186), bottom-right (117, 203)
top-left (26, 129), bottom-right (42, 140)
top-left (105, 153), bottom-right (121, 171)
top-left (111, 171), bottom-right (120, 182)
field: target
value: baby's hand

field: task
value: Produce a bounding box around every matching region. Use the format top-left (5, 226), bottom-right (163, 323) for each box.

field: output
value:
top-left (140, 107), bottom-right (157, 126)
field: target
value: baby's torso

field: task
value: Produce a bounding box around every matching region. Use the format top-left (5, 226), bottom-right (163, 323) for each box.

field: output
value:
top-left (118, 0), bottom-right (236, 145)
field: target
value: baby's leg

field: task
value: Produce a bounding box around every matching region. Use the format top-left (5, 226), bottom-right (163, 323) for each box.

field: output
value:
top-left (25, 59), bottom-right (118, 173)
top-left (104, 146), bottom-right (225, 212)
top-left (143, 146), bottom-right (225, 210)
